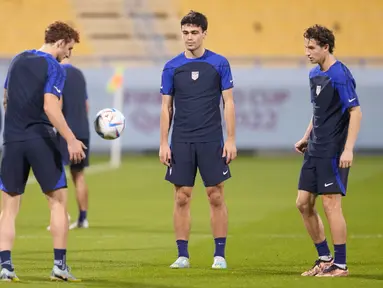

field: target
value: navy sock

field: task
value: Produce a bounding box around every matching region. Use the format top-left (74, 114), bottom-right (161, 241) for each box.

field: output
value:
top-left (315, 239), bottom-right (331, 257)
top-left (334, 244), bottom-right (346, 266)
top-left (0, 250), bottom-right (13, 271)
top-left (54, 249), bottom-right (67, 270)
top-left (176, 240), bottom-right (189, 258)
top-left (78, 210), bottom-right (87, 223)
top-left (214, 237), bottom-right (226, 258)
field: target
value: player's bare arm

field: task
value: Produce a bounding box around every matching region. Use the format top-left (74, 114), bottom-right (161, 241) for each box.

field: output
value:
top-left (159, 94), bottom-right (173, 166)
top-left (86, 99), bottom-right (89, 114)
top-left (3, 89), bottom-right (7, 111)
top-left (222, 88), bottom-right (237, 164)
top-left (295, 116), bottom-right (313, 154)
top-left (44, 93), bottom-right (86, 163)
top-left (340, 106), bottom-right (362, 168)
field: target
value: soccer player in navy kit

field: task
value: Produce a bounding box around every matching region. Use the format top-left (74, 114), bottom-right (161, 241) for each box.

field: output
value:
top-left (0, 22), bottom-right (85, 281)
top-left (159, 11), bottom-right (237, 269)
top-left (295, 25), bottom-right (362, 277)
top-left (53, 56), bottom-right (90, 230)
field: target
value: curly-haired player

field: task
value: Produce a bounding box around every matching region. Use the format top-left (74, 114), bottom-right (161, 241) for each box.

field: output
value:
top-left (296, 25), bottom-right (362, 277)
top-left (0, 21), bottom-right (85, 282)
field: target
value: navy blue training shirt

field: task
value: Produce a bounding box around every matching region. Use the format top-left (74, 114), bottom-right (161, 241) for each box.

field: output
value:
top-left (160, 49), bottom-right (234, 143)
top-left (3, 50), bottom-right (65, 143)
top-left (308, 61), bottom-right (360, 158)
top-left (61, 64), bottom-right (89, 139)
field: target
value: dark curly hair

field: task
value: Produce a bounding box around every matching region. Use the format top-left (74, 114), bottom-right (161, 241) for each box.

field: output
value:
top-left (44, 21), bottom-right (80, 44)
top-left (181, 10), bottom-right (208, 32)
top-left (304, 25), bottom-right (335, 53)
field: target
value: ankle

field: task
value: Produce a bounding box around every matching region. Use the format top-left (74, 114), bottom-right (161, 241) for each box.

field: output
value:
top-left (0, 250), bottom-right (14, 271)
top-left (54, 248), bottom-right (67, 270)
top-left (176, 240), bottom-right (189, 258)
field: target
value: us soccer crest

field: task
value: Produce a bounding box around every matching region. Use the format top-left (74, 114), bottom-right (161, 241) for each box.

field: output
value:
top-left (316, 85), bottom-right (321, 96)
top-left (191, 71), bottom-right (199, 80)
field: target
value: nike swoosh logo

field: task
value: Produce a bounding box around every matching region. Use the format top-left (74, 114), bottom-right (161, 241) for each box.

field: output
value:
top-left (348, 98), bottom-right (356, 102)
top-left (324, 182), bottom-right (333, 187)
top-left (223, 170), bottom-right (229, 175)
top-left (54, 86), bottom-right (61, 93)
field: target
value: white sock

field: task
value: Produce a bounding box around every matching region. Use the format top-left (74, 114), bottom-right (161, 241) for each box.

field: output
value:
top-left (334, 263), bottom-right (347, 269)
top-left (319, 255), bottom-right (332, 262)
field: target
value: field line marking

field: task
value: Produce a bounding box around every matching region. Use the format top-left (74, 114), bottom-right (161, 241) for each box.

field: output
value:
top-left (26, 162), bottom-right (117, 185)
top-left (16, 233), bottom-right (383, 240)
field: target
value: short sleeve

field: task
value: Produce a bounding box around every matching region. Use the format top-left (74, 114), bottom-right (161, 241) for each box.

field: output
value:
top-left (219, 58), bottom-right (234, 91)
top-left (309, 72), bottom-right (313, 103)
top-left (4, 54), bottom-right (18, 89)
top-left (160, 64), bottom-right (174, 96)
top-left (3, 75), bottom-right (8, 89)
top-left (44, 59), bottom-right (66, 98)
top-left (335, 78), bottom-right (360, 111)
top-left (80, 70), bottom-right (88, 100)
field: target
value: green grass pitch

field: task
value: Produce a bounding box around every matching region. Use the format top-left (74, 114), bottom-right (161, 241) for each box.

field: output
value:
top-left (4, 154), bottom-right (383, 287)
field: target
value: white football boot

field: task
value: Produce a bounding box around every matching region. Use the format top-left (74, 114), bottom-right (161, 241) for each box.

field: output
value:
top-left (169, 257), bottom-right (190, 269)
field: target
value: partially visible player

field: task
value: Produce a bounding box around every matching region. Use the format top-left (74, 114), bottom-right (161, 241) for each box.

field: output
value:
top-left (0, 102), bottom-right (2, 134)
top-left (159, 11), bottom-right (237, 269)
top-left (0, 21), bottom-right (86, 281)
top-left (46, 56), bottom-right (90, 231)
top-left (295, 25), bottom-right (362, 277)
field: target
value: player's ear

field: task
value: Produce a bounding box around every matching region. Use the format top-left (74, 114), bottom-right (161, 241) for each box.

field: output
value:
top-left (202, 30), bottom-right (207, 39)
top-left (56, 40), bottom-right (65, 48)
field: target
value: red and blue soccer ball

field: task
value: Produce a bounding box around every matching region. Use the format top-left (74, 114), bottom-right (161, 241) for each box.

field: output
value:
top-left (94, 108), bottom-right (126, 140)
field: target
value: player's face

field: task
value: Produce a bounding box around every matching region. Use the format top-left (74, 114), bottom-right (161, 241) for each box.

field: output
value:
top-left (181, 25), bottom-right (206, 51)
top-left (56, 39), bottom-right (75, 62)
top-left (304, 38), bottom-right (328, 64)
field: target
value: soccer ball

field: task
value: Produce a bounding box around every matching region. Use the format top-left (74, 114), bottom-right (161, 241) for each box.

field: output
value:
top-left (94, 108), bottom-right (125, 140)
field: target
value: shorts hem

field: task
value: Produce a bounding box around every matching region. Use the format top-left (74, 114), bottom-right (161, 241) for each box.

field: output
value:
top-left (2, 189), bottom-right (24, 195)
top-left (204, 176), bottom-right (231, 187)
top-left (165, 178), bottom-right (195, 187)
top-left (298, 187), bottom-right (346, 197)
top-left (70, 165), bottom-right (88, 172)
top-left (43, 185), bottom-right (67, 194)
top-left (317, 191), bottom-right (346, 196)
top-left (298, 187), bottom-right (317, 194)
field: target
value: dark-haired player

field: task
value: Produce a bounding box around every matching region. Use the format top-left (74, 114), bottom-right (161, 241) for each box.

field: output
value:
top-left (295, 25), bottom-right (362, 277)
top-left (159, 10), bottom-right (237, 269)
top-left (46, 56), bottom-right (90, 231)
top-left (0, 21), bottom-right (85, 281)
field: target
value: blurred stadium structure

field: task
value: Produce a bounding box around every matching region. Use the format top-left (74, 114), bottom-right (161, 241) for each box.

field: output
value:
top-left (0, 0), bottom-right (382, 155)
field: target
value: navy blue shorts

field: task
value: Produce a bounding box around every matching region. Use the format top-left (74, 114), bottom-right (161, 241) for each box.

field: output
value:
top-left (59, 136), bottom-right (89, 172)
top-left (165, 141), bottom-right (231, 187)
top-left (298, 154), bottom-right (349, 196)
top-left (0, 138), bottom-right (67, 194)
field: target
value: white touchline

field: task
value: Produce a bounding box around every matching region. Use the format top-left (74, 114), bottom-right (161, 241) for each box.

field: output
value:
top-left (26, 163), bottom-right (118, 185)
top-left (15, 233), bottom-right (383, 240)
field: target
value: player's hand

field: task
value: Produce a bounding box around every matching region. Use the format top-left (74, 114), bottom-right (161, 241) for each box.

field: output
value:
top-left (294, 138), bottom-right (308, 154)
top-left (67, 138), bottom-right (87, 164)
top-left (339, 148), bottom-right (353, 168)
top-left (159, 143), bottom-right (171, 167)
top-left (222, 139), bottom-right (237, 164)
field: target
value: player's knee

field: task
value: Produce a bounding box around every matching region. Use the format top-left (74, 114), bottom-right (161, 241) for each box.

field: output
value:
top-left (0, 192), bottom-right (21, 217)
top-left (71, 170), bottom-right (85, 184)
top-left (207, 184), bottom-right (224, 207)
top-left (174, 186), bottom-right (192, 207)
top-left (322, 194), bottom-right (342, 214)
top-left (46, 188), bottom-right (68, 208)
top-left (296, 199), bottom-right (315, 215)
